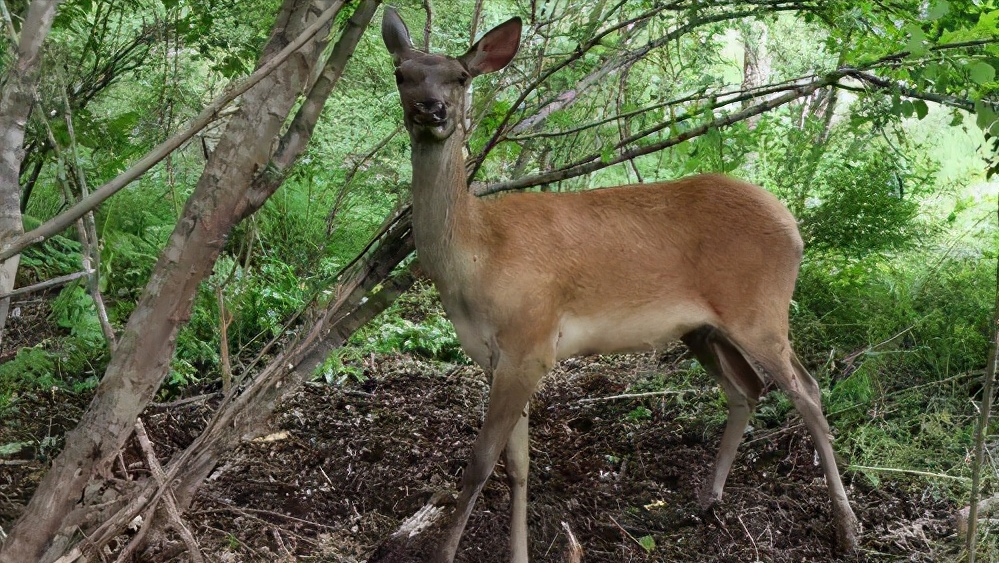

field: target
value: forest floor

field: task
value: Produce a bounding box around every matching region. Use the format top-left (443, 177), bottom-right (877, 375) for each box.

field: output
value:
top-left (1, 343), bottom-right (964, 563)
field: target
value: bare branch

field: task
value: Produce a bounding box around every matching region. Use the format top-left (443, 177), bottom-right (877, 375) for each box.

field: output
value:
top-left (466, 1), bottom-right (688, 180)
top-left (422, 0), bottom-right (433, 50)
top-left (0, 269), bottom-right (93, 300)
top-left (477, 70), bottom-right (845, 195)
top-left (472, 2), bottom-right (817, 177)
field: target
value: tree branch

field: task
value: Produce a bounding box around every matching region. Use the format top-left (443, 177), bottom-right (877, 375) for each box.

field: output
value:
top-left (477, 70), bottom-right (845, 195)
top-left (845, 69), bottom-right (978, 112)
top-left (0, 0), bottom-right (345, 263)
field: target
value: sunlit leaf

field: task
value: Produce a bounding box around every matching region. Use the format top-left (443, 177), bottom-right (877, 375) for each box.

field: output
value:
top-left (969, 61), bottom-right (996, 84)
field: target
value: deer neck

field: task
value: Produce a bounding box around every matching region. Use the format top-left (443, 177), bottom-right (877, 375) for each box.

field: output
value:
top-left (409, 132), bottom-right (479, 286)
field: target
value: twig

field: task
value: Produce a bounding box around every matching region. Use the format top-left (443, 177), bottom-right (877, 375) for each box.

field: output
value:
top-left (271, 527), bottom-right (293, 557)
top-left (560, 521), bottom-right (583, 563)
top-left (0, 269), bottom-right (93, 300)
top-left (61, 86), bottom-right (117, 349)
top-left (477, 70), bottom-right (845, 195)
top-left (217, 284), bottom-right (233, 392)
top-left (848, 464), bottom-right (970, 483)
top-left (325, 123), bottom-right (403, 236)
top-left (469, 0), bottom-right (484, 47)
top-left (421, 0), bottom-right (432, 50)
top-left (0, 0), bottom-right (346, 263)
top-left (127, 419), bottom-right (205, 563)
top-left (607, 514), bottom-right (646, 550)
top-left (578, 389), bottom-right (691, 403)
top-left (737, 515), bottom-right (761, 562)
top-left (148, 393), bottom-right (218, 410)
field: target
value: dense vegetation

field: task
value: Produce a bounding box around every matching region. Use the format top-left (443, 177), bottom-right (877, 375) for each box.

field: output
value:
top-left (0, 0), bottom-right (997, 560)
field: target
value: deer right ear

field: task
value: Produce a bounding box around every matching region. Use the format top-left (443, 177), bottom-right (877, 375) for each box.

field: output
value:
top-left (382, 6), bottom-right (413, 65)
top-left (459, 17), bottom-right (522, 76)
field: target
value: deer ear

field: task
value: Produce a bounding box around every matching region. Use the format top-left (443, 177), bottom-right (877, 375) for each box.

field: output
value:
top-left (382, 6), bottom-right (413, 64)
top-left (459, 17), bottom-right (522, 76)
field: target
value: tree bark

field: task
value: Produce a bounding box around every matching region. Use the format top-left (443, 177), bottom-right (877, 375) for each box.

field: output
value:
top-left (0, 0), bottom-right (63, 350)
top-left (0, 1), bottom-right (350, 561)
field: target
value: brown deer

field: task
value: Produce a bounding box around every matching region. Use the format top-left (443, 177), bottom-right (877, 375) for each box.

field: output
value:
top-left (381, 7), bottom-right (859, 562)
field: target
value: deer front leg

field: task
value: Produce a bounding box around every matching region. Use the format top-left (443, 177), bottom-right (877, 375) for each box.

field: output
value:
top-left (504, 404), bottom-right (530, 563)
top-left (435, 355), bottom-right (548, 563)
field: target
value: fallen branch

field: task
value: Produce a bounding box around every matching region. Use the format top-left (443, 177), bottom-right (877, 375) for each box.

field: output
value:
top-left (0, 269), bottom-right (93, 300)
top-left (560, 521), bottom-right (583, 563)
top-left (847, 464), bottom-right (970, 483)
top-left (122, 419), bottom-right (204, 563)
top-left (577, 389), bottom-right (691, 403)
top-left (367, 490), bottom-right (453, 561)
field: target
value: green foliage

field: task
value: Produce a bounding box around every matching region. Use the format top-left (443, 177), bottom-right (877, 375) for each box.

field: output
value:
top-left (626, 405), bottom-right (652, 422)
top-left (18, 231), bottom-right (83, 281)
top-left (0, 346), bottom-right (58, 406)
top-left (349, 282), bottom-right (465, 362)
top-left (51, 285), bottom-right (104, 343)
top-left (790, 243), bottom-right (995, 483)
top-left (798, 149), bottom-right (924, 258)
top-left (0, 284), bottom-right (108, 406)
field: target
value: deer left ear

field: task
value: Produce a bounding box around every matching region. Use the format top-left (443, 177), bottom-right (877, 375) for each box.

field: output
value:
top-left (382, 6), bottom-right (414, 65)
top-left (459, 17), bottom-right (522, 76)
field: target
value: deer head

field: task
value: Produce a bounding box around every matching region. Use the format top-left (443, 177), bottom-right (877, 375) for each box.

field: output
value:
top-left (382, 6), bottom-right (521, 142)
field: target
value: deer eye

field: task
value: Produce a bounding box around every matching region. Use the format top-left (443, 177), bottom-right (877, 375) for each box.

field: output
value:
top-left (458, 72), bottom-right (470, 86)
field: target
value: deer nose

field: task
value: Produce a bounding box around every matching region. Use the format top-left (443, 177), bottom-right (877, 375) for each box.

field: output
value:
top-left (413, 100), bottom-right (447, 124)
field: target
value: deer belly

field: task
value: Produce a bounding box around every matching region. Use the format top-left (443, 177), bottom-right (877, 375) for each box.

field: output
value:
top-left (555, 305), bottom-right (709, 360)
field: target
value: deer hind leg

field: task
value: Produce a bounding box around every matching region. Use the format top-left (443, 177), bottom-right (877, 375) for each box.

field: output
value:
top-left (735, 335), bottom-right (860, 554)
top-left (683, 329), bottom-right (763, 509)
top-left (436, 352), bottom-right (551, 563)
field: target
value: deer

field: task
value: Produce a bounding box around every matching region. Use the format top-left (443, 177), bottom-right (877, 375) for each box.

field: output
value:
top-left (381, 6), bottom-right (859, 562)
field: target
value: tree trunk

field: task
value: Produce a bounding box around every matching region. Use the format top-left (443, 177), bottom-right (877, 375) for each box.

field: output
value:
top-left (83, 207), bottom-right (414, 561)
top-left (740, 20), bottom-right (770, 129)
top-left (0, 1), bottom-right (351, 561)
top-left (0, 0), bottom-right (64, 349)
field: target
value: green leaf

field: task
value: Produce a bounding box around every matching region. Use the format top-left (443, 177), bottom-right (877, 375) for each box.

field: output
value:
top-left (913, 99), bottom-right (929, 119)
top-left (969, 61), bottom-right (996, 84)
top-left (975, 99), bottom-right (997, 132)
top-left (638, 535), bottom-right (656, 552)
top-left (905, 24), bottom-right (927, 56)
top-left (600, 144), bottom-right (615, 164)
top-left (900, 100), bottom-right (914, 118)
top-left (928, 0), bottom-right (949, 19)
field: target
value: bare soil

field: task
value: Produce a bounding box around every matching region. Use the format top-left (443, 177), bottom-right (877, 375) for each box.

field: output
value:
top-left (1, 349), bottom-right (958, 562)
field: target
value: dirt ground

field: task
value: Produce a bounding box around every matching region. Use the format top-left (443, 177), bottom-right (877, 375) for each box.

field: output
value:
top-left (1, 347), bottom-right (960, 562)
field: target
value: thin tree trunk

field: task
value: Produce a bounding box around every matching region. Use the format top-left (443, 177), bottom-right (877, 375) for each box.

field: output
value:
top-left (966, 197), bottom-right (999, 563)
top-left (740, 20), bottom-right (770, 129)
top-left (0, 0), bottom-right (64, 350)
top-left (0, 1), bottom-right (347, 561)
